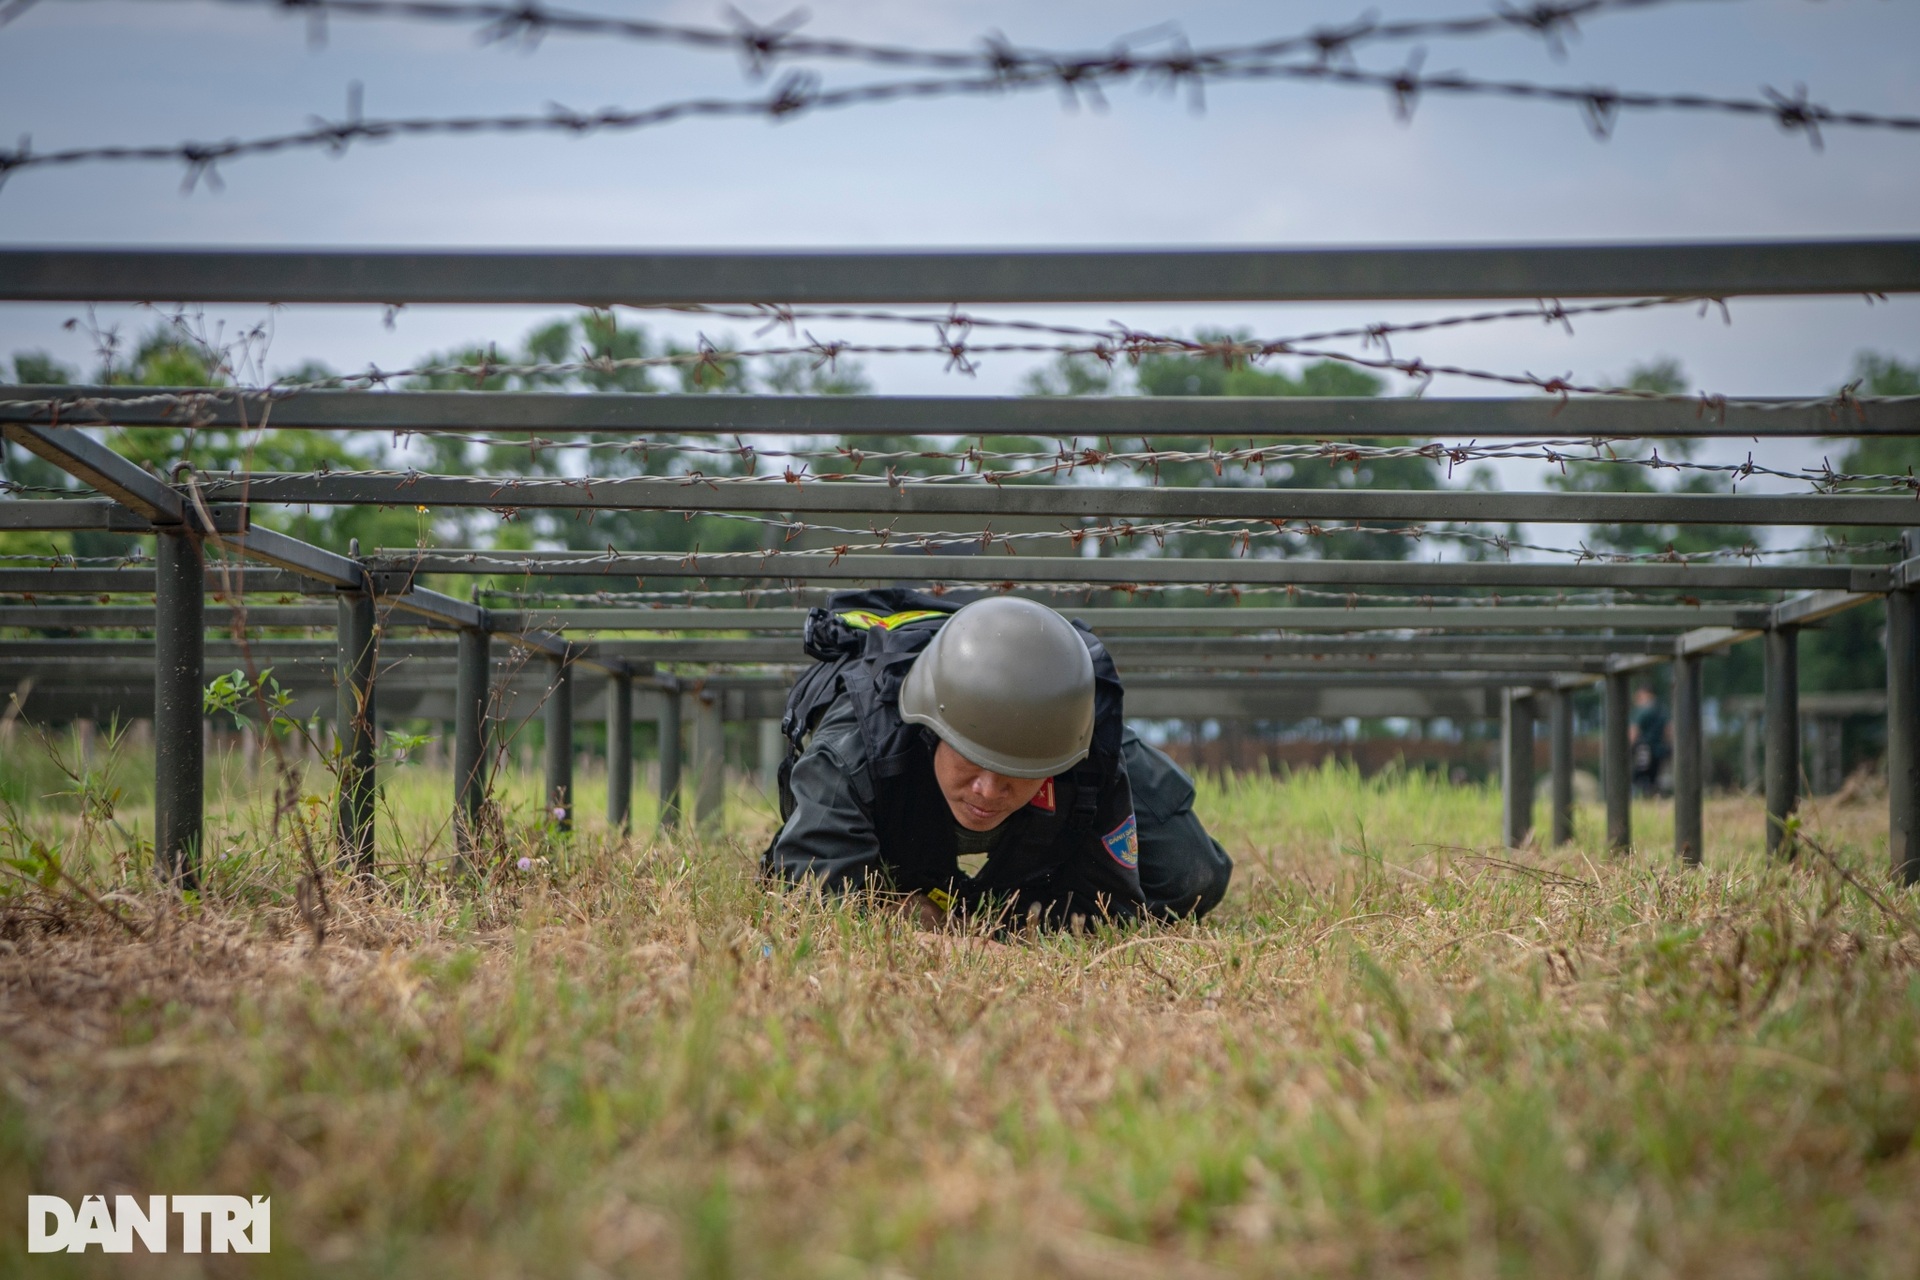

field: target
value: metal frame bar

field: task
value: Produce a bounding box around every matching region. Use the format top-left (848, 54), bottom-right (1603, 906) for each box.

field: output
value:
top-left (202, 473), bottom-right (1920, 526)
top-left (1548, 688), bottom-right (1574, 846)
top-left (13, 386), bottom-right (1920, 439)
top-left (453, 625), bottom-right (490, 857)
top-left (1765, 625), bottom-right (1800, 858)
top-left (336, 588), bottom-right (377, 869)
top-left (544, 653), bottom-right (574, 833)
top-left (607, 670), bottom-right (633, 835)
top-left (153, 531), bottom-right (202, 888)
top-left (1502, 690), bottom-right (1534, 848)
top-left (658, 689), bottom-right (682, 833)
top-left (1604, 670), bottom-right (1631, 853)
top-left (1674, 651), bottom-right (1704, 865)
top-left (370, 548), bottom-right (1887, 592)
top-left (4, 240), bottom-right (1915, 303)
top-left (1892, 532), bottom-right (1920, 884)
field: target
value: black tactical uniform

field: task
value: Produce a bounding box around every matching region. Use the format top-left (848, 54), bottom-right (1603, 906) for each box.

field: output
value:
top-left (762, 591), bottom-right (1233, 926)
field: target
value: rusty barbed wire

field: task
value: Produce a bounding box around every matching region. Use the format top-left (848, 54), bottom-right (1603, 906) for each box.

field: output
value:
top-left (490, 507), bottom-right (1899, 566)
top-left (650, 293), bottom-right (1726, 350)
top-left (378, 430), bottom-right (1920, 495)
top-left (0, 292), bottom-right (1899, 421)
top-left (374, 517), bottom-right (1901, 566)
top-left (2, 36), bottom-right (1913, 189)
top-left (9, 322), bottom-right (1917, 419)
top-left (70, 0), bottom-right (1700, 69)
top-left (466, 577), bottom-right (1736, 608)
top-left (0, 551), bottom-right (151, 566)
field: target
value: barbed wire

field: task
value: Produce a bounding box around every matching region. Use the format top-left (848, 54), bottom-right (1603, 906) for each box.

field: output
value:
top-left (0, 551), bottom-right (151, 566)
top-left (517, 508), bottom-right (1900, 566)
top-left (651, 292), bottom-right (1727, 352)
top-left (3, 33), bottom-right (1914, 190)
top-left (82, 0), bottom-right (1700, 69)
top-left (381, 430), bottom-right (1920, 494)
top-left (6, 291), bottom-right (1906, 418)
top-left (11, 340), bottom-right (1917, 422)
top-left (374, 545), bottom-right (1850, 606)
top-left (374, 518), bottom-right (1899, 568)
top-left (467, 577), bottom-right (1744, 608)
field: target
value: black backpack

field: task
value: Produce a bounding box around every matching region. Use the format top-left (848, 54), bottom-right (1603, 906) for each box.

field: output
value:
top-left (770, 587), bottom-right (961, 821)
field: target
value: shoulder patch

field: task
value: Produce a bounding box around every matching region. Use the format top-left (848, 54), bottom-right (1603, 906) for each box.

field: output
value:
top-left (1029, 777), bottom-right (1056, 813)
top-left (1102, 812), bottom-right (1139, 870)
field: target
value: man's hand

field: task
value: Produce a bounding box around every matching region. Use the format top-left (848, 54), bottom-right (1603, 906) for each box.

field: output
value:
top-left (902, 890), bottom-right (948, 932)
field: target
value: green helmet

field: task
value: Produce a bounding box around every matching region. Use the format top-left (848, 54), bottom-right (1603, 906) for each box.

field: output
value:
top-left (899, 597), bottom-right (1095, 779)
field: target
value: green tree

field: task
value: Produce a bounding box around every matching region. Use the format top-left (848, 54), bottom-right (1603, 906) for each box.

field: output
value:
top-left (1797, 352), bottom-right (1920, 703)
top-left (1125, 335), bottom-right (1434, 562)
top-left (1543, 359), bottom-right (1757, 560)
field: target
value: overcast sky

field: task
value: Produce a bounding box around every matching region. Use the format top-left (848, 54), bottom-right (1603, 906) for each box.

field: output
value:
top-left (0, 0), bottom-right (1915, 550)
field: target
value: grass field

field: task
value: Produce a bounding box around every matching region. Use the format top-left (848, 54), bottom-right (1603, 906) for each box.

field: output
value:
top-left (3, 739), bottom-right (1920, 1278)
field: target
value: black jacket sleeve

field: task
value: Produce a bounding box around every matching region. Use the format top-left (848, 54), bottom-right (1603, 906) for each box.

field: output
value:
top-left (762, 701), bottom-right (888, 894)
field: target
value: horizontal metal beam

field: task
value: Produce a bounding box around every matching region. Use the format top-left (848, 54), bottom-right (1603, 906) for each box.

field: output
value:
top-left (3, 241), bottom-right (1915, 304)
top-left (1772, 589), bottom-right (1881, 629)
top-left (0, 635), bottom-right (1613, 674)
top-left (1, 423), bottom-right (186, 523)
top-left (0, 604), bottom-right (339, 629)
top-left (0, 604), bottom-right (1694, 653)
top-left (13, 387), bottom-right (1919, 440)
top-left (504, 605), bottom-right (1767, 631)
top-left (373, 547), bottom-right (1881, 592)
top-left (0, 499), bottom-right (246, 533)
top-left (4, 678), bottom-right (1503, 725)
top-left (0, 657), bottom-right (1588, 688)
top-left (1674, 625), bottom-right (1757, 657)
top-left (209, 472), bottom-right (1920, 526)
top-left (0, 568), bottom-right (326, 596)
top-left (0, 588), bottom-right (1770, 632)
top-left (0, 630), bottom-right (1672, 656)
top-left (214, 525), bottom-right (362, 589)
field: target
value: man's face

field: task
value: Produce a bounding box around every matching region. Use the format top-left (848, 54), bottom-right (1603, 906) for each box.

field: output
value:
top-left (932, 740), bottom-right (1049, 831)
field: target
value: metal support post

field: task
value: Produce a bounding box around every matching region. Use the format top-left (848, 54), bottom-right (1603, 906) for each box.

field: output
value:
top-left (544, 653), bottom-right (574, 832)
top-left (1549, 687), bottom-right (1574, 846)
top-left (1889, 542), bottom-right (1920, 882)
top-left (154, 531), bottom-right (203, 889)
top-left (607, 670), bottom-right (633, 834)
top-left (335, 589), bottom-right (377, 869)
top-left (758, 718), bottom-right (784, 798)
top-left (658, 686), bottom-right (683, 832)
top-left (1501, 690), bottom-right (1535, 848)
top-left (1674, 652), bottom-right (1704, 866)
top-left (1604, 671), bottom-right (1632, 853)
top-left (1765, 626), bottom-right (1800, 858)
top-left (453, 626), bottom-right (490, 853)
top-left (693, 690), bottom-right (725, 830)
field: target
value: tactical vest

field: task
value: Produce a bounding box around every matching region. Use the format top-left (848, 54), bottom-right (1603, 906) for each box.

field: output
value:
top-left (769, 588), bottom-right (1128, 906)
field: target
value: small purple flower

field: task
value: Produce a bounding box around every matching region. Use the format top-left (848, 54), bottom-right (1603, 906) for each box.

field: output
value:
top-left (517, 856), bottom-right (533, 871)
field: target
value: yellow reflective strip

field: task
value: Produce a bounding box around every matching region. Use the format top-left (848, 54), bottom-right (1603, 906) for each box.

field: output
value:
top-left (835, 608), bottom-right (945, 631)
top-left (875, 610), bottom-right (944, 629)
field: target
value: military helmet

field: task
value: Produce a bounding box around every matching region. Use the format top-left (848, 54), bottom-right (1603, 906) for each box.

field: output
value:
top-left (899, 596), bottom-right (1095, 779)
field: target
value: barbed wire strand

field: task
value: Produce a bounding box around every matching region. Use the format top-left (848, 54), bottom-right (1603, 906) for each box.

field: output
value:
top-left (465, 578), bottom-right (1758, 608)
top-left (70, 0), bottom-right (1705, 70)
top-left (361, 430), bottom-right (1920, 495)
top-left (3, 40), bottom-right (1913, 189)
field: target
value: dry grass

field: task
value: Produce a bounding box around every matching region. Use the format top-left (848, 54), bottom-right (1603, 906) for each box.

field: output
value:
top-left (3, 747), bottom-right (1920, 1278)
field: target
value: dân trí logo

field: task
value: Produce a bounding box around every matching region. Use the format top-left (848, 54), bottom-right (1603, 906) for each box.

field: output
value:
top-left (27, 1195), bottom-right (271, 1254)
